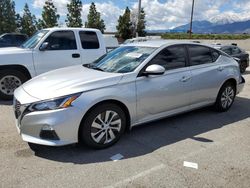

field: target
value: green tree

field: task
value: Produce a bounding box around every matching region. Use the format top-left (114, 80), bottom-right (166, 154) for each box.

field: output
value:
top-left (116, 7), bottom-right (132, 40)
top-left (40, 0), bottom-right (60, 28)
top-left (85, 2), bottom-right (106, 33)
top-left (20, 4), bottom-right (37, 36)
top-left (66, 0), bottom-right (83, 27)
top-left (0, 0), bottom-right (17, 34)
top-left (136, 8), bottom-right (146, 37)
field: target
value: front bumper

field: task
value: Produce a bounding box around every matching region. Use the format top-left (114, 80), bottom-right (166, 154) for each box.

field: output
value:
top-left (14, 101), bottom-right (83, 146)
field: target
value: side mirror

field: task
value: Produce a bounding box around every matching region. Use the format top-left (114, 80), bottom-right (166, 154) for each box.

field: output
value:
top-left (39, 42), bottom-right (49, 51)
top-left (143, 64), bottom-right (165, 76)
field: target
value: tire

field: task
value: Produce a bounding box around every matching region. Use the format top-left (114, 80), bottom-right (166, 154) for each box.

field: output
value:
top-left (240, 61), bottom-right (247, 73)
top-left (79, 103), bottom-right (126, 149)
top-left (0, 70), bottom-right (28, 100)
top-left (214, 82), bottom-right (236, 112)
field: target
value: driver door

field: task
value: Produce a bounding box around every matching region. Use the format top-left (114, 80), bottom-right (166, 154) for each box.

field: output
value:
top-left (33, 30), bottom-right (81, 75)
top-left (136, 45), bottom-right (192, 123)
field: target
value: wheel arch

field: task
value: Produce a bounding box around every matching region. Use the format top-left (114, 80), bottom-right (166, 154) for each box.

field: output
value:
top-left (222, 78), bottom-right (237, 90)
top-left (216, 77), bottom-right (237, 100)
top-left (78, 99), bottom-right (131, 141)
top-left (0, 65), bottom-right (32, 80)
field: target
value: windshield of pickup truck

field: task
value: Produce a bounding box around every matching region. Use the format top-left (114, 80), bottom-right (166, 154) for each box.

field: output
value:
top-left (21, 30), bottom-right (48, 49)
top-left (85, 46), bottom-right (156, 73)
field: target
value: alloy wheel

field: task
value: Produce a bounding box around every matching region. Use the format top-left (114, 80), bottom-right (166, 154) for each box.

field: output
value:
top-left (221, 86), bottom-right (235, 109)
top-left (90, 110), bottom-right (122, 144)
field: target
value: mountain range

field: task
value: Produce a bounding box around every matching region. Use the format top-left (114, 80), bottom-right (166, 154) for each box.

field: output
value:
top-left (148, 15), bottom-right (250, 34)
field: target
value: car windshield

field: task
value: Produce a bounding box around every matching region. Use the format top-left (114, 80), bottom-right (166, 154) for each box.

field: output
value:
top-left (86, 46), bottom-right (156, 73)
top-left (20, 30), bottom-right (48, 49)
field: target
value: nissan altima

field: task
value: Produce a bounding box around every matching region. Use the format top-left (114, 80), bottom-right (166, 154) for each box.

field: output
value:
top-left (13, 41), bottom-right (245, 149)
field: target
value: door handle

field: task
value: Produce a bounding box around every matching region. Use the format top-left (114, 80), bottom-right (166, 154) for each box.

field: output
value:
top-left (217, 66), bottom-right (224, 71)
top-left (180, 76), bottom-right (191, 82)
top-left (72, 53), bottom-right (80, 58)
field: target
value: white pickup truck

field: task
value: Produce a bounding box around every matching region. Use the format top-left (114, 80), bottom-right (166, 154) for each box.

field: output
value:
top-left (0, 28), bottom-right (118, 100)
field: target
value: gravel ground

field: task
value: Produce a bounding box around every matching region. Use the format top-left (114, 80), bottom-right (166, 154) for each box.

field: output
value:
top-left (0, 67), bottom-right (250, 188)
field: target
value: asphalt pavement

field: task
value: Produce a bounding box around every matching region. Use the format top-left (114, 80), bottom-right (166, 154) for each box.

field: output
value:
top-left (0, 68), bottom-right (250, 188)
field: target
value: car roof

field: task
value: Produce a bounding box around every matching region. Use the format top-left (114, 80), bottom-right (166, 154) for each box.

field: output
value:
top-left (43, 27), bottom-right (100, 32)
top-left (1, 33), bottom-right (27, 36)
top-left (123, 40), bottom-right (213, 48)
top-left (211, 44), bottom-right (239, 49)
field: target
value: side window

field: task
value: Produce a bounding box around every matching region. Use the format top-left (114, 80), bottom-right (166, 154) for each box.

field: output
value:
top-left (2, 35), bottom-right (12, 43)
top-left (221, 47), bottom-right (232, 55)
top-left (15, 35), bottom-right (27, 44)
top-left (44, 31), bottom-right (77, 50)
top-left (149, 45), bottom-right (186, 70)
top-left (79, 31), bottom-right (100, 49)
top-left (232, 46), bottom-right (241, 55)
top-left (211, 49), bottom-right (220, 62)
top-left (188, 45), bottom-right (213, 66)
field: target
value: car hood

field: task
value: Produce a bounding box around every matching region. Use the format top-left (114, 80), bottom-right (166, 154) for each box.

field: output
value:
top-left (0, 47), bottom-right (30, 55)
top-left (21, 65), bottom-right (123, 100)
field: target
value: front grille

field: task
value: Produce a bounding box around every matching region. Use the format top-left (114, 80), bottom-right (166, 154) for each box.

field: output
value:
top-left (14, 99), bottom-right (21, 119)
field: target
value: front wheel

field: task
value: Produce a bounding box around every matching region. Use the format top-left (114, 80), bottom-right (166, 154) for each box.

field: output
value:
top-left (0, 70), bottom-right (28, 100)
top-left (79, 103), bottom-right (126, 149)
top-left (214, 82), bottom-right (236, 112)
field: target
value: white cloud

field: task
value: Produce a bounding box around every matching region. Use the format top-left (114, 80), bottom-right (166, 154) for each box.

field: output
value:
top-left (32, 0), bottom-right (250, 31)
top-left (33, 0), bottom-right (69, 15)
top-left (82, 1), bottom-right (123, 31)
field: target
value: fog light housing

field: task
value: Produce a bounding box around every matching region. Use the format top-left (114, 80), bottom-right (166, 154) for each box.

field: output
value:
top-left (40, 126), bottom-right (59, 140)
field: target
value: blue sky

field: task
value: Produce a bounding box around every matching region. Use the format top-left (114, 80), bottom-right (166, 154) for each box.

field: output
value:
top-left (13, 0), bottom-right (250, 31)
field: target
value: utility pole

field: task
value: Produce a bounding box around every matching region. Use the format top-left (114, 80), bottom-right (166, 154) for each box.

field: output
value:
top-left (189, 0), bottom-right (195, 39)
top-left (136, 0), bottom-right (142, 37)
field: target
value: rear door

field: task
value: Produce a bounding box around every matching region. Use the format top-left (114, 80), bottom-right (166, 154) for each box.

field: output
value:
top-left (33, 30), bottom-right (82, 75)
top-left (78, 31), bottom-right (106, 64)
top-left (187, 44), bottom-right (225, 106)
top-left (136, 45), bottom-right (192, 122)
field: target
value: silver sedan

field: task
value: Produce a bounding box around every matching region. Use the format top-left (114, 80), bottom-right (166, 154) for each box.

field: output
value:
top-left (13, 41), bottom-right (245, 149)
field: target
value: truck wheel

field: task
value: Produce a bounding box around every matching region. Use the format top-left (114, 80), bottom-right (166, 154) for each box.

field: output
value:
top-left (0, 70), bottom-right (28, 100)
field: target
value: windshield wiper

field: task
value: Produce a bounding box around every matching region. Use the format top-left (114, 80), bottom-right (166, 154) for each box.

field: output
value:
top-left (83, 64), bottom-right (104, 72)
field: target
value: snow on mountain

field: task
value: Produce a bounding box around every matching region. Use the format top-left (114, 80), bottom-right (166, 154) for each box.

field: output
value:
top-left (209, 13), bottom-right (241, 25)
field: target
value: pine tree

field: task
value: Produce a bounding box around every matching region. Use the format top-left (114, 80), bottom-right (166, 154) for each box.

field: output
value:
top-left (0, 0), bottom-right (17, 34)
top-left (36, 19), bottom-right (45, 30)
top-left (20, 4), bottom-right (37, 36)
top-left (116, 7), bottom-right (132, 40)
top-left (85, 2), bottom-right (106, 33)
top-left (137, 8), bottom-right (146, 37)
top-left (66, 0), bottom-right (83, 27)
top-left (41, 0), bottom-right (60, 28)
top-left (15, 13), bottom-right (22, 33)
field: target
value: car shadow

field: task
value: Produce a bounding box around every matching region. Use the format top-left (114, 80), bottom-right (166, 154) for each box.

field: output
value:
top-left (30, 96), bottom-right (250, 164)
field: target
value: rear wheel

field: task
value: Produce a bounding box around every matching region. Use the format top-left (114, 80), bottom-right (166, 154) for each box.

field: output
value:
top-left (214, 82), bottom-right (236, 112)
top-left (79, 103), bottom-right (126, 149)
top-left (0, 70), bottom-right (28, 100)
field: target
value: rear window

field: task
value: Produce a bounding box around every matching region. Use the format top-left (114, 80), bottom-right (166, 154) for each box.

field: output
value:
top-left (79, 31), bottom-right (100, 49)
top-left (211, 49), bottom-right (220, 62)
top-left (188, 45), bottom-right (213, 66)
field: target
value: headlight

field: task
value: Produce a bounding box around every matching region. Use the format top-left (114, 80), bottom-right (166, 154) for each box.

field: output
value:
top-left (28, 93), bottom-right (81, 112)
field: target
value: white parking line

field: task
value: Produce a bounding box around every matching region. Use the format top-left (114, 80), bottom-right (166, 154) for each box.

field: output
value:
top-left (105, 164), bottom-right (165, 188)
top-left (183, 161), bottom-right (198, 169)
top-left (110, 153), bottom-right (124, 161)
